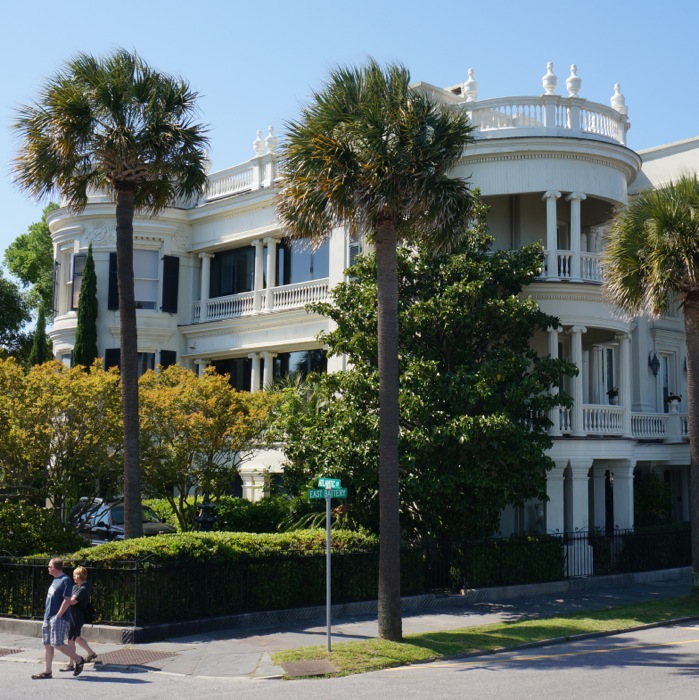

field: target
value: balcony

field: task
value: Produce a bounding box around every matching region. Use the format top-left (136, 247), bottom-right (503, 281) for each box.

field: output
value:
top-left (192, 278), bottom-right (329, 322)
top-left (539, 251), bottom-right (602, 283)
top-left (555, 405), bottom-right (688, 441)
top-left (467, 94), bottom-right (629, 146)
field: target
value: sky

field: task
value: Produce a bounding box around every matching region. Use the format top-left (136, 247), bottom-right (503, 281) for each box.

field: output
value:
top-left (1, 0), bottom-right (698, 267)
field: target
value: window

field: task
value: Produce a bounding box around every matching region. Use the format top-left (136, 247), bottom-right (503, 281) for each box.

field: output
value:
top-left (134, 250), bottom-right (159, 309)
top-left (661, 354), bottom-right (677, 413)
top-left (212, 357), bottom-right (252, 391)
top-left (273, 349), bottom-right (327, 382)
top-left (210, 247), bottom-right (254, 298)
top-left (104, 349), bottom-right (156, 377)
top-left (71, 254), bottom-right (86, 310)
top-left (277, 239), bottom-right (329, 285)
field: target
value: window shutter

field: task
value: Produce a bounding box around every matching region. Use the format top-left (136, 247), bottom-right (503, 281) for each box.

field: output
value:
top-left (104, 348), bottom-right (121, 370)
top-left (159, 350), bottom-right (176, 369)
top-left (108, 253), bottom-right (119, 310)
top-left (53, 261), bottom-right (60, 317)
top-left (161, 255), bottom-right (179, 313)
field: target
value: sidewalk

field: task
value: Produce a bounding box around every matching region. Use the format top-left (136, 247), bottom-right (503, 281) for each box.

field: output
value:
top-left (0, 568), bottom-right (692, 680)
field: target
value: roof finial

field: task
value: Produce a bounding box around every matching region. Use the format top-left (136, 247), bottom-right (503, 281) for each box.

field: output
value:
top-left (566, 64), bottom-right (581, 97)
top-left (253, 130), bottom-right (265, 157)
top-left (463, 68), bottom-right (479, 102)
top-left (542, 61), bottom-right (558, 95)
top-left (610, 83), bottom-right (628, 115)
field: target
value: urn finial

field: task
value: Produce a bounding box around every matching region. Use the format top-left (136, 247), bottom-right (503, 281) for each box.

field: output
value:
top-left (610, 83), bottom-right (628, 115)
top-left (265, 126), bottom-right (278, 154)
top-left (253, 130), bottom-right (265, 157)
top-left (542, 61), bottom-right (558, 95)
top-left (463, 68), bottom-right (479, 102)
top-left (566, 64), bottom-right (581, 97)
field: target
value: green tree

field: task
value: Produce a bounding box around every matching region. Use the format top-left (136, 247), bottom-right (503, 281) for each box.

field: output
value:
top-left (0, 274), bottom-right (31, 358)
top-left (274, 209), bottom-right (575, 542)
top-left (277, 59), bottom-right (475, 641)
top-left (139, 365), bottom-right (279, 531)
top-left (27, 305), bottom-right (49, 366)
top-left (72, 243), bottom-right (98, 367)
top-left (0, 358), bottom-right (123, 513)
top-left (603, 173), bottom-right (699, 578)
top-left (4, 203), bottom-right (58, 313)
top-left (13, 49), bottom-right (209, 537)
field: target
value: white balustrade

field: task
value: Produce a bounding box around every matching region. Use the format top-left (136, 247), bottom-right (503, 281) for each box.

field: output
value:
top-left (467, 96), bottom-right (628, 145)
top-left (557, 252), bottom-right (572, 278)
top-left (631, 413), bottom-right (668, 439)
top-left (580, 253), bottom-right (602, 282)
top-left (191, 278), bottom-right (330, 322)
top-left (204, 164), bottom-right (254, 200)
top-left (271, 279), bottom-right (329, 309)
top-left (582, 405), bottom-right (624, 434)
top-left (558, 407), bottom-right (572, 433)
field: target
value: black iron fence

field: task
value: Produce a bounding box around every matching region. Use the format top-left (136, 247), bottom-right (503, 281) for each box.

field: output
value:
top-left (0, 526), bottom-right (689, 627)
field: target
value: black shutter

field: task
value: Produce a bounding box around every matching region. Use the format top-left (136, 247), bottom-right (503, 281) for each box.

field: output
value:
top-left (104, 348), bottom-right (121, 370)
top-left (53, 261), bottom-right (60, 317)
top-left (161, 255), bottom-right (179, 313)
top-left (159, 350), bottom-right (176, 369)
top-left (108, 253), bottom-right (119, 310)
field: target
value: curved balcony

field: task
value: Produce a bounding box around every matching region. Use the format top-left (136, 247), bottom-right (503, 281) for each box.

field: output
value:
top-left (466, 95), bottom-right (629, 146)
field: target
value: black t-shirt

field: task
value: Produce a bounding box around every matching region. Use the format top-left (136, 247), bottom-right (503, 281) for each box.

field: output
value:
top-left (71, 581), bottom-right (91, 624)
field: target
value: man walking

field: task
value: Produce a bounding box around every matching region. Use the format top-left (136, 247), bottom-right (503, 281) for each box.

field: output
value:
top-left (31, 558), bottom-right (85, 679)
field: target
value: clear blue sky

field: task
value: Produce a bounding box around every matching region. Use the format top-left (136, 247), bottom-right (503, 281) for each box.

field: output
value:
top-left (1, 0), bottom-right (697, 264)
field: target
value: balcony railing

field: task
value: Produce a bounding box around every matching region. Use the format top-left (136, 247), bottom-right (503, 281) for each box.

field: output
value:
top-left (555, 405), bottom-right (688, 441)
top-left (202, 153), bottom-right (278, 202)
top-left (467, 95), bottom-right (628, 146)
top-left (539, 251), bottom-right (602, 282)
top-left (192, 278), bottom-right (329, 322)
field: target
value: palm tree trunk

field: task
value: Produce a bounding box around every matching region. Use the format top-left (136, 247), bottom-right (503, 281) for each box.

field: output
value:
top-left (375, 220), bottom-right (402, 642)
top-left (115, 185), bottom-right (143, 538)
top-left (685, 294), bottom-right (699, 585)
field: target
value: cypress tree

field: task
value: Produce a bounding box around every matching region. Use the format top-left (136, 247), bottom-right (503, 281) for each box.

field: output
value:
top-left (28, 304), bottom-right (49, 365)
top-left (73, 243), bottom-right (98, 367)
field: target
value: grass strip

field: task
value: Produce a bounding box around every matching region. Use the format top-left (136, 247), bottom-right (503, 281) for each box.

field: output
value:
top-left (271, 594), bottom-right (699, 678)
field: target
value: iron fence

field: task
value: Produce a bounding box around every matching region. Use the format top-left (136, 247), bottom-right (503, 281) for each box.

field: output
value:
top-left (0, 526), bottom-right (690, 627)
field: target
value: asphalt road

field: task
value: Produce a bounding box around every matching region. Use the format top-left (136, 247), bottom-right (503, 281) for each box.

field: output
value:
top-left (5, 622), bottom-right (699, 700)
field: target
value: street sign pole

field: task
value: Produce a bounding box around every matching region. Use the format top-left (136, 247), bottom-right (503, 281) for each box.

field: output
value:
top-left (326, 490), bottom-right (332, 653)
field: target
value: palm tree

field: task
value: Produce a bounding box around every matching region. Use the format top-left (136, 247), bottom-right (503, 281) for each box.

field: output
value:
top-left (13, 49), bottom-right (209, 537)
top-left (603, 173), bottom-right (699, 580)
top-left (277, 60), bottom-right (475, 640)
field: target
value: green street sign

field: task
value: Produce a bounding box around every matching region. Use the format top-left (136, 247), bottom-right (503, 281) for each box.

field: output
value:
top-left (318, 477), bottom-right (342, 489)
top-left (308, 487), bottom-right (348, 499)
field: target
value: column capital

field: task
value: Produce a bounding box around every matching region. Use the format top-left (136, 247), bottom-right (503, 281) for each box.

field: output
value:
top-left (261, 351), bottom-right (278, 360)
top-left (566, 192), bottom-right (587, 202)
top-left (548, 324), bottom-right (563, 333)
top-left (568, 457), bottom-right (593, 476)
top-left (569, 325), bottom-right (587, 335)
top-left (263, 236), bottom-right (280, 246)
top-left (542, 190), bottom-right (561, 200)
top-left (614, 331), bottom-right (632, 343)
top-left (252, 239), bottom-right (265, 249)
top-left (247, 352), bottom-right (260, 360)
top-left (198, 251), bottom-right (214, 260)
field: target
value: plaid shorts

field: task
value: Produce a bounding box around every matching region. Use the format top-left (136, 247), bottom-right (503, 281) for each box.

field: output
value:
top-left (42, 615), bottom-right (70, 647)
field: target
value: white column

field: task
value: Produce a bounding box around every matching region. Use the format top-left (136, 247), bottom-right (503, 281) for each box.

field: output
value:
top-left (248, 353), bottom-right (260, 392)
top-left (262, 351), bottom-right (277, 389)
top-left (548, 326), bottom-right (561, 436)
top-left (264, 237), bottom-right (278, 311)
top-left (198, 252), bottom-right (214, 322)
top-left (591, 464), bottom-right (607, 530)
top-left (616, 332), bottom-right (633, 437)
top-left (546, 461), bottom-right (566, 534)
top-left (566, 458), bottom-right (592, 532)
top-left (569, 325), bottom-right (587, 436)
top-left (612, 460), bottom-right (635, 530)
top-left (566, 192), bottom-right (586, 280)
top-left (252, 240), bottom-right (265, 312)
top-left (194, 359), bottom-right (209, 377)
top-left (542, 191), bottom-right (561, 279)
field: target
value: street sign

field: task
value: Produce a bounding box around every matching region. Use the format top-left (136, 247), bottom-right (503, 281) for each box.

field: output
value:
top-left (318, 477), bottom-right (341, 489)
top-left (308, 487), bottom-right (348, 499)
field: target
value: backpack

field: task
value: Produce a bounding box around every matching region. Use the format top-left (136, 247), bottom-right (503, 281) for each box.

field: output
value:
top-left (83, 600), bottom-right (95, 624)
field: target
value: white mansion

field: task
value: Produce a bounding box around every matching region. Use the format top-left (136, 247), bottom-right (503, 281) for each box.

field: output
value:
top-left (47, 63), bottom-right (698, 536)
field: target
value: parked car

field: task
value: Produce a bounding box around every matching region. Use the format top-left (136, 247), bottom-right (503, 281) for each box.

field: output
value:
top-left (69, 499), bottom-right (176, 543)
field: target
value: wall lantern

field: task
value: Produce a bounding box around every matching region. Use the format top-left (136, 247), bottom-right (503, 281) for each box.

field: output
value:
top-left (648, 351), bottom-right (660, 376)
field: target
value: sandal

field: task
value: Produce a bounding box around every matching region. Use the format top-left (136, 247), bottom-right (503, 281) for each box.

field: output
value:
top-left (59, 664), bottom-right (75, 672)
top-left (73, 657), bottom-right (85, 677)
top-left (85, 653), bottom-right (97, 662)
top-left (31, 671), bottom-right (52, 679)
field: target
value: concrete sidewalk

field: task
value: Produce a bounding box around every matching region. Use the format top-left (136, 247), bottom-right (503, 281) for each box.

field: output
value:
top-left (0, 567), bottom-right (692, 680)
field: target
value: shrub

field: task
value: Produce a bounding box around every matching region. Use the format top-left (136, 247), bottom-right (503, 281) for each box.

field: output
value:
top-left (0, 503), bottom-right (86, 557)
